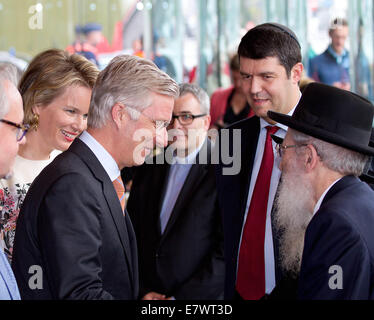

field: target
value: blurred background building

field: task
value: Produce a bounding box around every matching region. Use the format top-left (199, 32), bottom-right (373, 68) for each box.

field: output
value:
top-left (0, 0), bottom-right (373, 102)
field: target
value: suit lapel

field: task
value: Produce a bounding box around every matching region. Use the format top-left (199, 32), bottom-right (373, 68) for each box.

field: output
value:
top-left (160, 162), bottom-right (207, 241)
top-left (124, 209), bottom-right (139, 295)
top-left (69, 139), bottom-right (136, 289)
top-left (238, 117), bottom-right (261, 220)
top-left (155, 162), bottom-right (171, 235)
top-left (103, 182), bottom-right (135, 286)
top-left (159, 140), bottom-right (211, 240)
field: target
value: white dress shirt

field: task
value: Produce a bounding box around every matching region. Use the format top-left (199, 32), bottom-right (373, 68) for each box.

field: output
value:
top-left (79, 131), bottom-right (120, 182)
top-left (159, 141), bottom-right (204, 234)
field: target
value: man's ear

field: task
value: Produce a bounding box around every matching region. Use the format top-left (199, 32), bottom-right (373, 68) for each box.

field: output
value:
top-left (204, 114), bottom-right (211, 131)
top-left (111, 103), bottom-right (126, 128)
top-left (305, 144), bottom-right (319, 172)
top-left (291, 62), bottom-right (304, 84)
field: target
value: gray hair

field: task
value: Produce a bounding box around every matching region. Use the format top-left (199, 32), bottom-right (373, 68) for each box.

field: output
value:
top-left (290, 129), bottom-right (370, 177)
top-left (178, 83), bottom-right (210, 114)
top-left (88, 55), bottom-right (179, 128)
top-left (0, 63), bottom-right (21, 87)
top-left (0, 63), bottom-right (21, 119)
top-left (0, 82), bottom-right (7, 119)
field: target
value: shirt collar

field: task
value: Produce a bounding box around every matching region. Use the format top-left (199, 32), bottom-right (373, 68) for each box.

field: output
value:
top-left (79, 131), bottom-right (120, 181)
top-left (313, 177), bottom-right (343, 215)
top-left (327, 44), bottom-right (348, 64)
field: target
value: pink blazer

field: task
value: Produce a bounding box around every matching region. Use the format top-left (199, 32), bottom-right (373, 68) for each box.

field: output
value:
top-left (210, 86), bottom-right (235, 128)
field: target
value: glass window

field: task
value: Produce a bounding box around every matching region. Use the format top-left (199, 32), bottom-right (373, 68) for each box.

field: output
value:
top-left (0, 0), bottom-right (372, 104)
top-left (348, 0), bottom-right (373, 102)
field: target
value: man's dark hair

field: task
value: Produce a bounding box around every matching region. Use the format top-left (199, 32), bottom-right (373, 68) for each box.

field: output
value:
top-left (238, 23), bottom-right (302, 78)
top-left (329, 17), bottom-right (348, 32)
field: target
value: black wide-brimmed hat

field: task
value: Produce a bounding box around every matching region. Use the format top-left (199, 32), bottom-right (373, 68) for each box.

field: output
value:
top-left (268, 82), bottom-right (374, 156)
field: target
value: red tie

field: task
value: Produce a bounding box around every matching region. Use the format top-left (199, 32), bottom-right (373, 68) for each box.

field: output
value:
top-left (113, 175), bottom-right (126, 213)
top-left (236, 125), bottom-right (278, 300)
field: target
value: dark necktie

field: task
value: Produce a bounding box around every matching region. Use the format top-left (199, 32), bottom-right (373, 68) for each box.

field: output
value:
top-left (236, 125), bottom-right (279, 299)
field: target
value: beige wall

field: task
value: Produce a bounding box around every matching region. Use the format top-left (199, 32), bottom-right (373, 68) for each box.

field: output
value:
top-left (0, 0), bottom-right (135, 60)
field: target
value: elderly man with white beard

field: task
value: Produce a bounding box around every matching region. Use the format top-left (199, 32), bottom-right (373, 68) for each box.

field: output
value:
top-left (268, 82), bottom-right (374, 300)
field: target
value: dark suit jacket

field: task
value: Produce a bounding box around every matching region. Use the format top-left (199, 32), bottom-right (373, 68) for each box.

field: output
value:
top-left (215, 116), bottom-right (284, 299)
top-left (298, 176), bottom-right (374, 300)
top-left (126, 140), bottom-right (225, 300)
top-left (12, 139), bottom-right (139, 300)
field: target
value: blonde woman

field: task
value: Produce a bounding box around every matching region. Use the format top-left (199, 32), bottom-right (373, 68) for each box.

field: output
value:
top-left (0, 49), bottom-right (99, 260)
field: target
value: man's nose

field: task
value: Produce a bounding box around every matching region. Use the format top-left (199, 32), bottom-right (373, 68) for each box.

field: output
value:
top-left (250, 77), bottom-right (262, 95)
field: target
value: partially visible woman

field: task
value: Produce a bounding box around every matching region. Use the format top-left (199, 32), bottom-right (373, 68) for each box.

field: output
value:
top-left (210, 53), bottom-right (254, 130)
top-left (0, 49), bottom-right (99, 260)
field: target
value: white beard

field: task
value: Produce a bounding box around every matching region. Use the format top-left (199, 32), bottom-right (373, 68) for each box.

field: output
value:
top-left (274, 162), bottom-right (315, 278)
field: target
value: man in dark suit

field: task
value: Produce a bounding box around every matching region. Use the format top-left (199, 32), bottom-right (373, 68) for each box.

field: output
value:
top-left (269, 82), bottom-right (374, 299)
top-left (127, 83), bottom-right (224, 300)
top-left (11, 55), bottom-right (179, 299)
top-left (215, 23), bottom-right (303, 300)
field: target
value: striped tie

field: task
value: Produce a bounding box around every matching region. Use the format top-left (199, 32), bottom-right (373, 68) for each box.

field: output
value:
top-left (113, 175), bottom-right (126, 213)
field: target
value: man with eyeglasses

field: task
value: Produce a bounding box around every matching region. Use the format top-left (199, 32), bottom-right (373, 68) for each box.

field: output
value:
top-left (12, 55), bottom-right (179, 300)
top-left (0, 78), bottom-right (26, 300)
top-left (127, 83), bottom-right (224, 300)
top-left (268, 82), bottom-right (374, 299)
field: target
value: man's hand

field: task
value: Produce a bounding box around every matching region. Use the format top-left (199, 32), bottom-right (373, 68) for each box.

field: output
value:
top-left (142, 292), bottom-right (169, 300)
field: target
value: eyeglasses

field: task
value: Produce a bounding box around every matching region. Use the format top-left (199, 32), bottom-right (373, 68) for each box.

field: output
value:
top-left (171, 113), bottom-right (207, 126)
top-left (0, 119), bottom-right (29, 142)
top-left (275, 143), bottom-right (308, 158)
